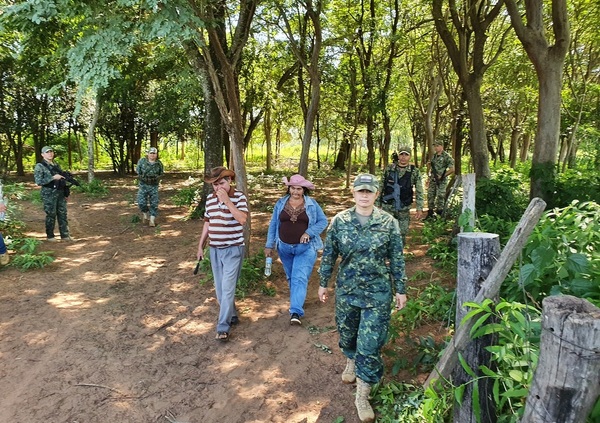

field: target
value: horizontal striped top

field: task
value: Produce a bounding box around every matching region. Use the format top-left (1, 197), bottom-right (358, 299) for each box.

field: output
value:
top-left (204, 188), bottom-right (248, 248)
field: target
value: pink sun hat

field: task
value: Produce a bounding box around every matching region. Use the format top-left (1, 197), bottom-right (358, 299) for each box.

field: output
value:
top-left (282, 174), bottom-right (316, 190)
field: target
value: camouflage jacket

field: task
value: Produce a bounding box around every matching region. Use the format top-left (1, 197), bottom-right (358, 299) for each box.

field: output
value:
top-left (429, 151), bottom-right (454, 181)
top-left (34, 160), bottom-right (63, 189)
top-left (319, 206), bottom-right (406, 304)
top-left (136, 158), bottom-right (164, 185)
top-left (379, 163), bottom-right (424, 210)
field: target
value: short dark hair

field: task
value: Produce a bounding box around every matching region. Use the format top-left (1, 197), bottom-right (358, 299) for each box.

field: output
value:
top-left (287, 186), bottom-right (310, 195)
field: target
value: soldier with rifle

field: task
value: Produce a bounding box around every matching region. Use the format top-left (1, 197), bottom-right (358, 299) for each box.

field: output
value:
top-left (378, 147), bottom-right (423, 245)
top-left (426, 140), bottom-right (455, 219)
top-left (136, 147), bottom-right (164, 227)
top-left (34, 146), bottom-right (79, 242)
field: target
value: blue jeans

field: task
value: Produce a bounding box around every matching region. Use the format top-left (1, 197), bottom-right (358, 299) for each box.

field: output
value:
top-left (0, 234), bottom-right (6, 254)
top-left (277, 241), bottom-right (317, 317)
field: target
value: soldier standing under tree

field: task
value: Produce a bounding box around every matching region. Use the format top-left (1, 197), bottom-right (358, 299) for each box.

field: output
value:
top-left (378, 147), bottom-right (424, 245)
top-left (427, 140), bottom-right (455, 219)
top-left (34, 146), bottom-right (74, 242)
top-left (136, 147), bottom-right (164, 227)
top-left (318, 173), bottom-right (407, 423)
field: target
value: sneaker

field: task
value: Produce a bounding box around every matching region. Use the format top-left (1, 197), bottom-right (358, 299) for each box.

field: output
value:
top-left (142, 212), bottom-right (149, 223)
top-left (290, 313), bottom-right (302, 325)
top-left (46, 237), bottom-right (59, 242)
top-left (0, 253), bottom-right (9, 266)
top-left (62, 236), bottom-right (75, 242)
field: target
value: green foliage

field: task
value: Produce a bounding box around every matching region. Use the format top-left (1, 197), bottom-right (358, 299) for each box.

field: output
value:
top-left (475, 169), bottom-right (528, 221)
top-left (372, 381), bottom-right (451, 423)
top-left (422, 218), bottom-right (458, 270)
top-left (502, 201), bottom-right (600, 306)
top-left (8, 237), bottom-right (55, 270)
top-left (74, 178), bottom-right (109, 197)
top-left (552, 169), bottom-right (600, 208)
top-left (477, 215), bottom-right (516, 246)
top-left (459, 299), bottom-right (541, 423)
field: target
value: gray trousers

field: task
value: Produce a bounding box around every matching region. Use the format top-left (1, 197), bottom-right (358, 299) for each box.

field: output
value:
top-left (210, 245), bottom-right (244, 333)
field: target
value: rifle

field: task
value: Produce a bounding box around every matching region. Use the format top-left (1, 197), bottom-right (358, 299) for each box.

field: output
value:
top-left (430, 164), bottom-right (446, 186)
top-left (58, 170), bottom-right (81, 187)
top-left (381, 169), bottom-right (402, 211)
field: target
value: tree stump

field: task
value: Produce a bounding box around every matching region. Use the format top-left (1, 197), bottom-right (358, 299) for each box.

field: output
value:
top-left (521, 295), bottom-right (600, 423)
top-left (453, 232), bottom-right (501, 423)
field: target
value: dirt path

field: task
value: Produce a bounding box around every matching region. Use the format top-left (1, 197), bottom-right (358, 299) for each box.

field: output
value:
top-left (0, 173), bottom-right (437, 423)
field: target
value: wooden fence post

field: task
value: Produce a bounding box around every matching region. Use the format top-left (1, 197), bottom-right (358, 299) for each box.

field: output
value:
top-left (520, 295), bottom-right (600, 423)
top-left (453, 233), bottom-right (501, 423)
top-left (425, 197), bottom-right (547, 388)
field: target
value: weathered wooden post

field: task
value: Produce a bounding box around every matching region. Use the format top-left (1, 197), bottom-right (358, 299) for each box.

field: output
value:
top-left (453, 233), bottom-right (501, 423)
top-left (461, 173), bottom-right (476, 231)
top-left (520, 295), bottom-right (600, 423)
top-left (425, 197), bottom-right (547, 388)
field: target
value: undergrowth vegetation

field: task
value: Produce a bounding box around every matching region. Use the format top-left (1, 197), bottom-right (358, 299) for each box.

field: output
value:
top-left (373, 166), bottom-right (600, 422)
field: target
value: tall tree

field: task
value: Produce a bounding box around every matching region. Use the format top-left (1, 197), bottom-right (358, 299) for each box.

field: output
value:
top-left (432, 0), bottom-right (510, 180)
top-left (505, 0), bottom-right (570, 202)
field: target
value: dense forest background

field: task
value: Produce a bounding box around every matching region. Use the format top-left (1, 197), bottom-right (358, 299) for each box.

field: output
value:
top-left (1, 0), bottom-right (599, 206)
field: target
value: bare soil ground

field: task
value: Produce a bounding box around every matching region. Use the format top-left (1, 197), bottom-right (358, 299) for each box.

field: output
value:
top-left (0, 172), bottom-right (450, 423)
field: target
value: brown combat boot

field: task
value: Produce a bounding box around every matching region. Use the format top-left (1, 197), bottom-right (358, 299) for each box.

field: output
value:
top-left (355, 378), bottom-right (375, 422)
top-left (342, 358), bottom-right (356, 384)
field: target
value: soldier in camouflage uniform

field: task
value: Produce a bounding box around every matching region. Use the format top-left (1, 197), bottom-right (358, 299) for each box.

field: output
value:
top-left (379, 147), bottom-right (424, 245)
top-left (318, 174), bottom-right (407, 423)
top-left (136, 147), bottom-right (164, 227)
top-left (427, 140), bottom-right (455, 219)
top-left (34, 146), bottom-right (73, 242)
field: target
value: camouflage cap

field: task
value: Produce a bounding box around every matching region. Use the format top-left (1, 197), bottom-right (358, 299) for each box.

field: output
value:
top-left (433, 140), bottom-right (443, 146)
top-left (41, 146), bottom-right (54, 153)
top-left (398, 146), bottom-right (411, 155)
top-left (353, 173), bottom-right (379, 193)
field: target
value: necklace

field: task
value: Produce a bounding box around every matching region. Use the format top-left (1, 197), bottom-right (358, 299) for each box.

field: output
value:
top-left (284, 199), bottom-right (305, 223)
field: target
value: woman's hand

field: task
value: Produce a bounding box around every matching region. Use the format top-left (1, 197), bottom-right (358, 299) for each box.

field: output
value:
top-left (395, 293), bottom-right (407, 310)
top-left (318, 286), bottom-right (328, 303)
top-left (264, 247), bottom-right (273, 257)
top-left (301, 233), bottom-right (310, 243)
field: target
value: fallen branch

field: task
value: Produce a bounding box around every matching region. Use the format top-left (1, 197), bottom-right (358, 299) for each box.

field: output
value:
top-left (75, 383), bottom-right (125, 395)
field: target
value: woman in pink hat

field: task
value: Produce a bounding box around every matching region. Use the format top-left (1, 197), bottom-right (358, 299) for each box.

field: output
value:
top-left (264, 174), bottom-right (328, 325)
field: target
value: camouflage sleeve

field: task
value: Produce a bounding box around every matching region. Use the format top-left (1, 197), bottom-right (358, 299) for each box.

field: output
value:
top-left (388, 218), bottom-right (407, 294)
top-left (413, 168), bottom-right (424, 210)
top-left (445, 152), bottom-right (455, 170)
top-left (318, 216), bottom-right (339, 288)
top-left (34, 163), bottom-right (53, 186)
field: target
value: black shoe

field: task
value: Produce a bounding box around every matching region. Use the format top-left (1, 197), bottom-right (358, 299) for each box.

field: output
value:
top-left (290, 313), bottom-right (302, 325)
top-left (230, 316), bottom-right (239, 326)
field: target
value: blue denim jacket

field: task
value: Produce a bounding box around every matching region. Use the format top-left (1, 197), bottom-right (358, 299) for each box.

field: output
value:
top-left (265, 194), bottom-right (328, 251)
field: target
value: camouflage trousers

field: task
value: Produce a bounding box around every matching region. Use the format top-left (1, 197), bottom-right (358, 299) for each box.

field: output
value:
top-left (427, 178), bottom-right (448, 211)
top-left (41, 187), bottom-right (69, 239)
top-left (335, 294), bottom-right (392, 384)
top-left (137, 183), bottom-right (160, 217)
top-left (380, 203), bottom-right (410, 244)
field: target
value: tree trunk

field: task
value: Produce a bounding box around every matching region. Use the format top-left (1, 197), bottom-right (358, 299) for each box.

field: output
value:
top-left (464, 79), bottom-right (491, 179)
top-left (505, 0), bottom-right (570, 202)
top-left (86, 96), bottom-right (100, 183)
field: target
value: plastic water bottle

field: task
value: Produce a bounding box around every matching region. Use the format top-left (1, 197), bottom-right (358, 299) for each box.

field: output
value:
top-left (264, 257), bottom-right (272, 276)
top-left (0, 181), bottom-right (5, 221)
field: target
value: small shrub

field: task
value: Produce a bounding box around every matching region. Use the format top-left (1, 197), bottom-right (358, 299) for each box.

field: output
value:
top-left (475, 169), bottom-right (528, 221)
top-left (74, 178), bottom-right (109, 197)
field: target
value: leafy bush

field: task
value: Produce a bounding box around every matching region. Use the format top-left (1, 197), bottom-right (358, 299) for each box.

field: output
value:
top-left (459, 299), bottom-right (541, 423)
top-left (475, 169), bottom-right (528, 221)
top-left (551, 169), bottom-right (600, 208)
top-left (74, 178), bottom-right (109, 197)
top-left (7, 237), bottom-right (55, 270)
top-left (502, 201), bottom-right (600, 306)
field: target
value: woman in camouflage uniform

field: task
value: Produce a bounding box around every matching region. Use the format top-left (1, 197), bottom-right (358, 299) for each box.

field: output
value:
top-left (318, 174), bottom-right (407, 423)
top-left (136, 147), bottom-right (164, 227)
